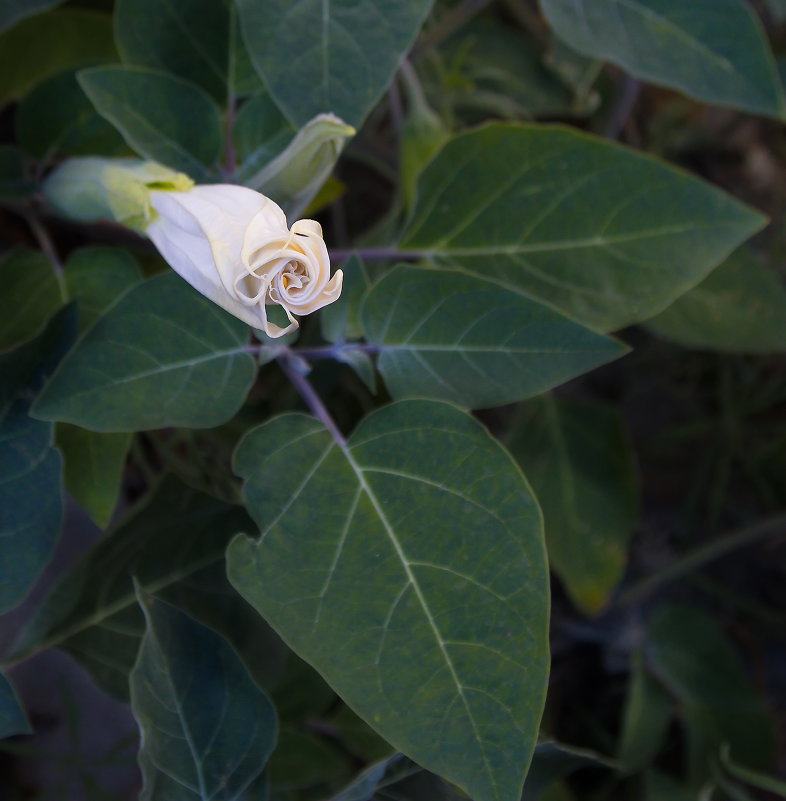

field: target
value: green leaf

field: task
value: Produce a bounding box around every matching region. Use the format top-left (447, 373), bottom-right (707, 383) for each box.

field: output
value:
top-left (361, 265), bottom-right (626, 409)
top-left (504, 397), bottom-right (638, 613)
top-left (32, 272), bottom-right (256, 432)
top-left (0, 672), bottom-right (30, 738)
top-left (236, 0), bottom-right (434, 128)
top-left (617, 650), bottom-right (672, 774)
top-left (15, 69), bottom-right (128, 159)
top-left (56, 425), bottom-right (130, 528)
top-left (115, 0), bottom-right (260, 104)
top-left (538, 0), bottom-right (786, 119)
top-left (402, 123), bottom-right (766, 332)
top-left (78, 66), bottom-right (223, 178)
top-left (63, 246), bottom-right (143, 333)
top-left (0, 248), bottom-right (64, 351)
top-left (646, 605), bottom-right (776, 772)
top-left (132, 593), bottom-right (277, 800)
top-left (228, 400), bottom-right (550, 801)
top-left (321, 255), bottom-right (372, 344)
top-left (11, 477), bottom-right (258, 698)
top-left (234, 93), bottom-right (295, 182)
top-left (0, 146), bottom-right (34, 199)
top-left (0, 0), bottom-right (65, 35)
top-left (0, 9), bottom-right (116, 102)
top-left (645, 248), bottom-right (786, 353)
top-left (0, 305), bottom-right (76, 614)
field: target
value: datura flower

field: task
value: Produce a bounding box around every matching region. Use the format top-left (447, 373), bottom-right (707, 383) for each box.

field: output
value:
top-left (147, 184), bottom-right (343, 338)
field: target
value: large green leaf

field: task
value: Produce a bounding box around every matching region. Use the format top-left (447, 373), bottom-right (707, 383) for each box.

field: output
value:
top-left (538, 0), bottom-right (786, 119)
top-left (115, 0), bottom-right (259, 104)
top-left (236, 0), bottom-right (433, 128)
top-left (401, 123), bottom-right (766, 332)
top-left (228, 400), bottom-right (550, 801)
top-left (0, 0), bottom-right (65, 35)
top-left (646, 605), bottom-right (776, 773)
top-left (56, 425), bottom-right (130, 528)
top-left (78, 66), bottom-right (223, 178)
top-left (31, 272), bottom-right (256, 432)
top-left (132, 593), bottom-right (278, 800)
top-left (0, 306), bottom-right (76, 614)
top-left (504, 397), bottom-right (638, 613)
top-left (646, 248), bottom-right (786, 353)
top-left (0, 672), bottom-right (30, 738)
top-left (0, 9), bottom-right (116, 101)
top-left (10, 477), bottom-right (279, 701)
top-left (63, 246), bottom-right (143, 333)
top-left (0, 248), bottom-right (64, 351)
top-left (361, 265), bottom-right (626, 409)
top-left (15, 69), bottom-right (128, 160)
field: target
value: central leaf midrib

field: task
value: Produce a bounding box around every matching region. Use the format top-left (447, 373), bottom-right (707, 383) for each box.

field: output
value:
top-left (342, 443), bottom-right (498, 799)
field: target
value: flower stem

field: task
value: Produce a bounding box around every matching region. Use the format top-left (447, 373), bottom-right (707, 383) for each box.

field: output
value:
top-left (278, 354), bottom-right (346, 446)
top-left (24, 211), bottom-right (66, 298)
top-left (328, 247), bottom-right (428, 263)
top-left (617, 511), bottom-right (786, 607)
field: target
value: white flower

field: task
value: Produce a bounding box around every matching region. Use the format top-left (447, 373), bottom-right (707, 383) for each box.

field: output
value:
top-left (147, 184), bottom-right (343, 338)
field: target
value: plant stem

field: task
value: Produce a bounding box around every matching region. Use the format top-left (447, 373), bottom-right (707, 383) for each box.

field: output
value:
top-left (278, 354), bottom-right (346, 446)
top-left (603, 74), bottom-right (642, 140)
top-left (293, 343), bottom-right (379, 359)
top-left (23, 211), bottom-right (66, 297)
top-left (617, 512), bottom-right (786, 606)
top-left (329, 247), bottom-right (427, 263)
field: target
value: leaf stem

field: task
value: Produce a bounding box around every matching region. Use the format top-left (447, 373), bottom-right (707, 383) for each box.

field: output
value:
top-left (329, 247), bottom-right (427, 262)
top-left (617, 512), bottom-right (786, 606)
top-left (277, 354), bottom-right (346, 446)
top-left (23, 211), bottom-right (67, 298)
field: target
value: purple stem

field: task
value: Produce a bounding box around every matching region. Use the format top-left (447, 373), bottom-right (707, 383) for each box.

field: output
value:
top-left (278, 355), bottom-right (346, 446)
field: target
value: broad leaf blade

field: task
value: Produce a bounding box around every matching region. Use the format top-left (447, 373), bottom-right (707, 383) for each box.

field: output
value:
top-left (78, 66), bottom-right (222, 178)
top-left (361, 265), bottom-right (626, 408)
top-left (228, 400), bottom-right (550, 801)
top-left (539, 0), bottom-right (786, 119)
top-left (505, 397), bottom-right (638, 613)
top-left (56, 425), bottom-right (130, 528)
top-left (32, 272), bottom-right (256, 432)
top-left (63, 246), bottom-right (143, 333)
top-left (236, 0), bottom-right (434, 128)
top-left (132, 594), bottom-right (277, 800)
top-left (0, 306), bottom-right (76, 614)
top-left (115, 0), bottom-right (258, 103)
top-left (0, 248), bottom-right (63, 351)
top-left (11, 477), bottom-right (281, 700)
top-left (15, 69), bottom-right (128, 160)
top-left (0, 9), bottom-right (116, 101)
top-left (321, 255), bottom-right (372, 344)
top-left (646, 248), bottom-right (786, 353)
top-left (402, 123), bottom-right (766, 332)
